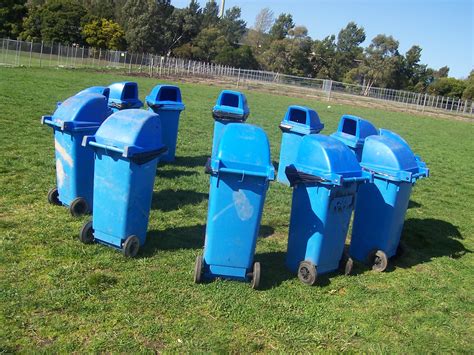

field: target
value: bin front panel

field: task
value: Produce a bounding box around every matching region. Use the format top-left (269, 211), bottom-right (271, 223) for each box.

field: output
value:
top-left (54, 129), bottom-right (95, 207)
top-left (204, 173), bottom-right (268, 273)
top-left (92, 150), bottom-right (158, 248)
top-left (277, 131), bottom-right (304, 185)
top-left (350, 178), bottom-right (412, 261)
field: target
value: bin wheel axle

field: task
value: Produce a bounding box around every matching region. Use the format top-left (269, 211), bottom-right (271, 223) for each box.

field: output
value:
top-left (194, 255), bottom-right (204, 283)
top-left (250, 262), bottom-right (261, 290)
top-left (79, 220), bottom-right (94, 244)
top-left (47, 187), bottom-right (61, 206)
top-left (298, 261), bottom-right (317, 286)
top-left (370, 250), bottom-right (388, 272)
top-left (69, 197), bottom-right (89, 217)
top-left (123, 235), bottom-right (140, 258)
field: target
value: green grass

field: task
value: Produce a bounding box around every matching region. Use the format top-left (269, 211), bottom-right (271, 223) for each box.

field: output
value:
top-left (0, 67), bottom-right (473, 352)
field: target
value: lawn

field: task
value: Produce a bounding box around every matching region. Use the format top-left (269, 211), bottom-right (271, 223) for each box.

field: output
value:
top-left (0, 67), bottom-right (473, 352)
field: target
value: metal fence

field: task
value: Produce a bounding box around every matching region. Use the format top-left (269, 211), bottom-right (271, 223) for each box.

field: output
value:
top-left (1, 38), bottom-right (472, 116)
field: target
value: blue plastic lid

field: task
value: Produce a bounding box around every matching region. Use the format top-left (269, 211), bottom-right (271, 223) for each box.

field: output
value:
top-left (379, 128), bottom-right (427, 168)
top-left (211, 123), bottom-right (274, 179)
top-left (294, 135), bottom-right (363, 185)
top-left (93, 109), bottom-right (164, 155)
top-left (108, 81), bottom-right (143, 109)
top-left (76, 86), bottom-right (110, 100)
top-left (361, 135), bottom-right (428, 182)
top-left (212, 90), bottom-right (250, 121)
top-left (44, 93), bottom-right (109, 131)
top-left (279, 105), bottom-right (324, 135)
top-left (330, 115), bottom-right (378, 149)
top-left (146, 85), bottom-right (185, 111)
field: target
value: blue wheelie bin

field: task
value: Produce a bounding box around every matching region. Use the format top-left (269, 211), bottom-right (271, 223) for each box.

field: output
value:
top-left (349, 135), bottom-right (429, 271)
top-left (80, 109), bottom-right (167, 257)
top-left (379, 128), bottom-right (425, 166)
top-left (210, 90), bottom-right (249, 159)
top-left (277, 105), bottom-right (324, 185)
top-left (146, 85), bottom-right (185, 162)
top-left (285, 135), bottom-right (368, 285)
top-left (195, 123), bottom-right (275, 289)
top-left (41, 93), bottom-right (109, 216)
top-left (330, 115), bottom-right (378, 161)
top-left (108, 81), bottom-right (143, 113)
top-left (56, 86), bottom-right (111, 109)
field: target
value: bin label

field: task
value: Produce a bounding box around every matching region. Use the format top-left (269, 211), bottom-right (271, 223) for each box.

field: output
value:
top-left (233, 189), bottom-right (254, 221)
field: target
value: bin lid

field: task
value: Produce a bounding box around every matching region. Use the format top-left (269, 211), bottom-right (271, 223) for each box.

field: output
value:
top-left (47, 93), bottom-right (109, 131)
top-left (93, 109), bottom-right (165, 155)
top-left (279, 105), bottom-right (324, 135)
top-left (76, 86), bottom-right (110, 100)
top-left (360, 135), bottom-right (425, 182)
top-left (330, 115), bottom-right (378, 149)
top-left (108, 81), bottom-right (143, 108)
top-left (146, 85), bottom-right (185, 111)
top-left (212, 123), bottom-right (274, 179)
top-left (212, 90), bottom-right (250, 121)
top-left (293, 134), bottom-right (363, 185)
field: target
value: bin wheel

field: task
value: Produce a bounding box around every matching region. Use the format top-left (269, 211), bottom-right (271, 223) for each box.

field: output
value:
top-left (79, 220), bottom-right (94, 244)
top-left (250, 262), bottom-right (261, 290)
top-left (339, 254), bottom-right (354, 276)
top-left (69, 197), bottom-right (89, 217)
top-left (369, 250), bottom-right (388, 272)
top-left (47, 187), bottom-right (61, 206)
top-left (298, 261), bottom-right (317, 286)
top-left (194, 255), bottom-right (204, 284)
top-left (122, 235), bottom-right (140, 258)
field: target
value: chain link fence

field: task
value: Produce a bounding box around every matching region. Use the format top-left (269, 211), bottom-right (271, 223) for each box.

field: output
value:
top-left (1, 38), bottom-right (472, 117)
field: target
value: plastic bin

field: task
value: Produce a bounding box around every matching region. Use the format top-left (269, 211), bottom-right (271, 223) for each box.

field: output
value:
top-left (108, 81), bottom-right (143, 112)
top-left (195, 123), bottom-right (274, 289)
top-left (349, 135), bottom-right (429, 271)
top-left (41, 93), bottom-right (109, 216)
top-left (285, 135), bottom-right (368, 285)
top-left (146, 85), bottom-right (185, 162)
top-left (277, 105), bottom-right (324, 185)
top-left (80, 109), bottom-right (167, 257)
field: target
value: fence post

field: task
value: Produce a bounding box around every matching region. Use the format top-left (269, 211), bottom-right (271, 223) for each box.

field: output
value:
top-left (39, 41), bottom-right (43, 67)
top-left (237, 68), bottom-right (241, 87)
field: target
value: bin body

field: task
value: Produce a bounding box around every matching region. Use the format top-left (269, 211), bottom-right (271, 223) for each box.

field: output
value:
top-left (285, 135), bottom-right (366, 275)
top-left (330, 115), bottom-right (378, 161)
top-left (349, 135), bottom-right (429, 262)
top-left (42, 93), bottom-right (109, 209)
top-left (108, 82), bottom-right (143, 113)
top-left (84, 109), bottom-right (166, 249)
top-left (203, 123), bottom-right (274, 280)
top-left (277, 105), bottom-right (324, 185)
top-left (211, 90), bottom-right (249, 159)
top-left (146, 85), bottom-right (185, 162)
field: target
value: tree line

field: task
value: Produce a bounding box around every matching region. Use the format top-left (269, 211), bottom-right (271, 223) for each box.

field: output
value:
top-left (1, 0), bottom-right (473, 99)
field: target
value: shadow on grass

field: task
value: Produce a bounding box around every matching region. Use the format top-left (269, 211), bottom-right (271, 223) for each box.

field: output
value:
top-left (408, 200), bottom-right (422, 209)
top-left (151, 189), bottom-right (208, 212)
top-left (156, 168), bottom-right (198, 179)
top-left (254, 251), bottom-right (294, 290)
top-left (259, 225), bottom-right (275, 238)
top-left (173, 155), bottom-right (209, 168)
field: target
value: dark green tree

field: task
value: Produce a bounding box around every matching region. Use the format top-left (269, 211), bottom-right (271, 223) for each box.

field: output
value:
top-left (269, 13), bottom-right (294, 40)
top-left (215, 45), bottom-right (259, 69)
top-left (310, 35), bottom-right (337, 79)
top-left (201, 0), bottom-right (219, 28)
top-left (0, 0), bottom-right (27, 38)
top-left (219, 6), bottom-right (246, 44)
top-left (333, 22), bottom-right (365, 80)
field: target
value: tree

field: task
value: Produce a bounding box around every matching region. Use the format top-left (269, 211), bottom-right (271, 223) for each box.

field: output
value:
top-left (82, 18), bottom-right (126, 50)
top-left (462, 70), bottom-right (474, 100)
top-left (0, 0), bottom-right (27, 38)
top-left (80, 0), bottom-right (116, 21)
top-left (310, 35), bottom-right (337, 78)
top-left (333, 22), bottom-right (365, 80)
top-left (215, 45), bottom-right (259, 69)
top-left (434, 65), bottom-right (449, 78)
top-left (191, 26), bottom-right (227, 61)
top-left (428, 77), bottom-right (466, 98)
top-left (269, 13), bottom-right (294, 40)
top-left (201, 0), bottom-right (219, 28)
top-left (219, 6), bottom-right (246, 44)
top-left (245, 7), bottom-right (273, 51)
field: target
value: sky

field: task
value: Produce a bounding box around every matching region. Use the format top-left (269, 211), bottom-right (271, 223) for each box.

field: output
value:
top-left (172, 0), bottom-right (474, 78)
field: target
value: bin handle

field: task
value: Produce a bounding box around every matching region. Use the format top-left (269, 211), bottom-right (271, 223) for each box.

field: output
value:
top-left (279, 123), bottom-right (292, 132)
top-left (217, 167), bottom-right (270, 179)
top-left (88, 141), bottom-right (125, 154)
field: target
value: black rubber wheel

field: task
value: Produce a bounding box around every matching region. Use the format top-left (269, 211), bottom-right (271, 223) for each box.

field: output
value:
top-left (298, 260), bottom-right (317, 286)
top-left (369, 250), bottom-right (388, 272)
top-left (47, 187), bottom-right (61, 206)
top-left (250, 262), bottom-right (261, 290)
top-left (194, 255), bottom-right (204, 284)
top-left (69, 197), bottom-right (89, 217)
top-left (339, 254), bottom-right (354, 276)
top-left (79, 220), bottom-right (94, 244)
top-left (122, 235), bottom-right (140, 258)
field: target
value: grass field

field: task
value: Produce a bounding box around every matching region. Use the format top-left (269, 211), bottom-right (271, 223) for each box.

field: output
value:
top-left (0, 67), bottom-right (473, 352)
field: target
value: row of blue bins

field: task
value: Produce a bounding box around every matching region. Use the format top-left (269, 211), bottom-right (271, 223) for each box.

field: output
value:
top-left (42, 86), bottom-right (429, 289)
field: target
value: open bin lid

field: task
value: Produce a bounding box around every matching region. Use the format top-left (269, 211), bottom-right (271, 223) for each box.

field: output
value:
top-left (360, 135), bottom-right (429, 182)
top-left (289, 135), bottom-right (364, 186)
top-left (108, 81), bottom-right (143, 109)
top-left (330, 115), bottom-right (378, 149)
top-left (41, 93), bottom-right (109, 132)
top-left (279, 105), bottom-right (324, 135)
top-left (76, 86), bottom-right (110, 100)
top-left (212, 90), bottom-right (250, 121)
top-left (210, 123), bottom-right (274, 180)
top-left (83, 109), bottom-right (166, 161)
top-left (146, 85), bottom-right (185, 111)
